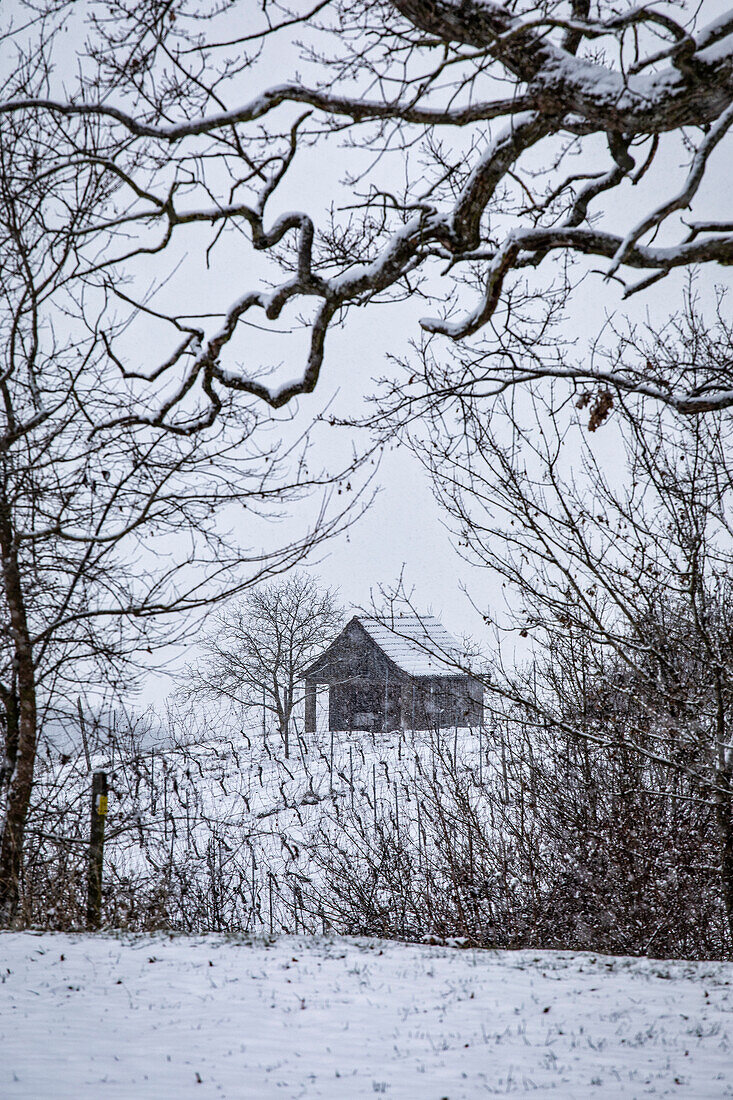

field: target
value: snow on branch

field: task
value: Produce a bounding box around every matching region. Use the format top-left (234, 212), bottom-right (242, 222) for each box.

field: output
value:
top-left (3, 0), bottom-right (733, 422)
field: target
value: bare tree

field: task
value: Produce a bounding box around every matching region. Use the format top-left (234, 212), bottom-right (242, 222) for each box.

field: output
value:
top-left (186, 573), bottom-right (343, 757)
top-left (1, 1), bottom-right (732, 418)
top-left (0, 84), bottom-right (361, 925)
top-left (395, 300), bottom-right (733, 946)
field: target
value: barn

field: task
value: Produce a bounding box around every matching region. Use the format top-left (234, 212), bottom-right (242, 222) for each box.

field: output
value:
top-left (302, 614), bottom-right (484, 733)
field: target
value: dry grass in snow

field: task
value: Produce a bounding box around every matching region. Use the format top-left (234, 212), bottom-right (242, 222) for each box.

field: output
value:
top-left (1, 932), bottom-right (732, 1098)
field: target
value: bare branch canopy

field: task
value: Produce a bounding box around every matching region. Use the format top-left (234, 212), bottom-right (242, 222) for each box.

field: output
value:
top-left (2, 0), bottom-right (733, 419)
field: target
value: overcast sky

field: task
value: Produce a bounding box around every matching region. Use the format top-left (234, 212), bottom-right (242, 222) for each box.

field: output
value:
top-left (9, 0), bottom-right (731, 699)
top-left (129, 0), bottom-right (733, 697)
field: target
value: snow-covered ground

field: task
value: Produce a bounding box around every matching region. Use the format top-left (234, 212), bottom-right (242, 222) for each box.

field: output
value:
top-left (30, 719), bottom-right (501, 934)
top-left (1, 932), bottom-right (732, 1098)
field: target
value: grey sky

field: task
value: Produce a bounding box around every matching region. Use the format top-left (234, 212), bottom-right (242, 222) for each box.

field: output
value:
top-left (4, 0), bottom-right (733, 696)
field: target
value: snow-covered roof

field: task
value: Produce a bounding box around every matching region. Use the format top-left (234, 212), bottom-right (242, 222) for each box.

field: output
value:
top-left (358, 615), bottom-right (464, 678)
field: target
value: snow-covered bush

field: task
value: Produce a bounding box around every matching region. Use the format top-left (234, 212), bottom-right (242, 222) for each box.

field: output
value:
top-left (18, 700), bottom-right (729, 958)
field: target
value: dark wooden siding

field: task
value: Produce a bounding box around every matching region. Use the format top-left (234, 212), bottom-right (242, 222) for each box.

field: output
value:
top-left (305, 619), bottom-right (484, 732)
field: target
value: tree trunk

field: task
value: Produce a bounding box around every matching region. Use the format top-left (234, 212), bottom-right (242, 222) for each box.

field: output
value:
top-left (279, 687), bottom-right (291, 759)
top-left (280, 713), bottom-right (290, 759)
top-left (0, 494), bottom-right (36, 926)
top-left (715, 768), bottom-right (733, 951)
top-left (0, 675), bottom-right (19, 794)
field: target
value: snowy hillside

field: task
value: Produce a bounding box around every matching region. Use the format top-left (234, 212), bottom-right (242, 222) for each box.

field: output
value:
top-left (1, 932), bottom-right (732, 1098)
top-left (26, 709), bottom-right (727, 955)
top-left (28, 717), bottom-right (507, 938)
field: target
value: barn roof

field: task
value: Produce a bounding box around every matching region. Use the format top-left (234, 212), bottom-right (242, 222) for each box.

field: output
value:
top-left (358, 615), bottom-right (464, 678)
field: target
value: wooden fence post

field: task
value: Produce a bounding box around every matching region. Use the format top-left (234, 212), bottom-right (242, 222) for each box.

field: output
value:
top-left (86, 771), bottom-right (108, 930)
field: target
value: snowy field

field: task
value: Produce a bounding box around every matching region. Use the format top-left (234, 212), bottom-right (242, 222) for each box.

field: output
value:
top-left (32, 718), bottom-right (506, 934)
top-left (1, 932), bottom-right (732, 1098)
